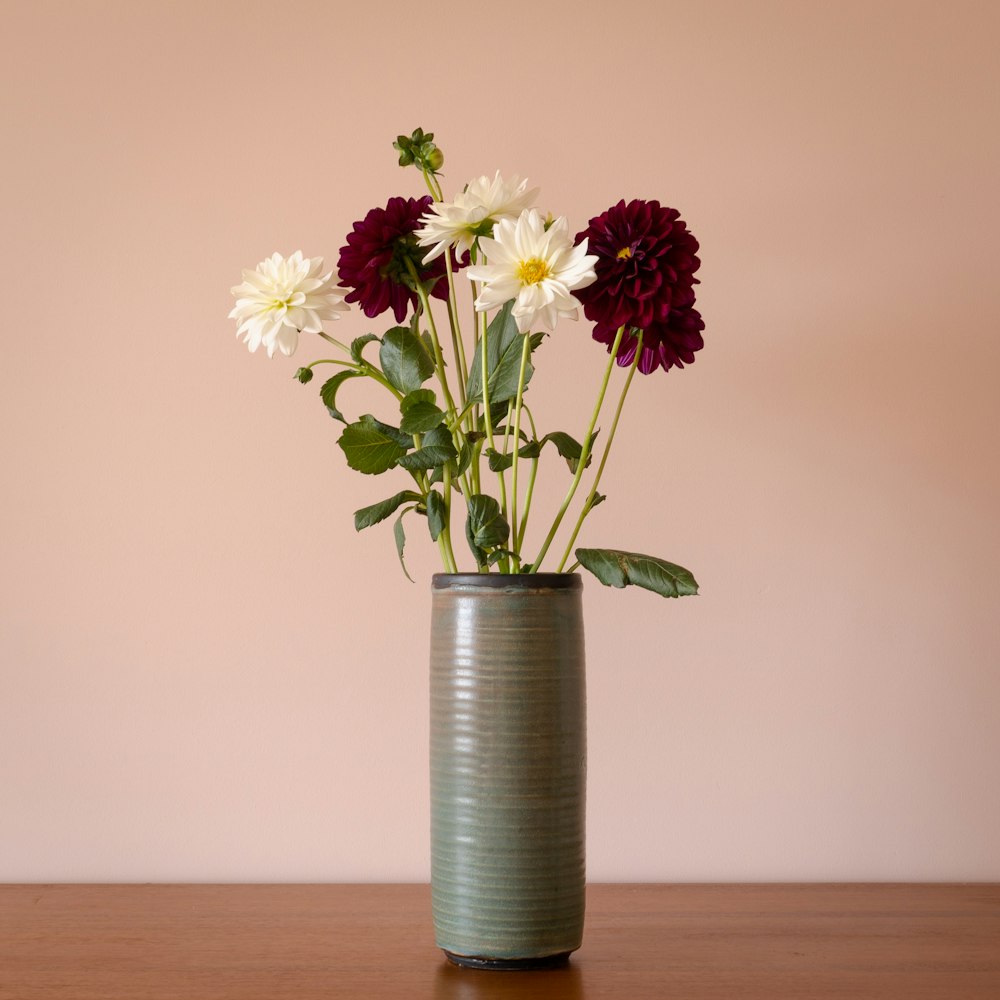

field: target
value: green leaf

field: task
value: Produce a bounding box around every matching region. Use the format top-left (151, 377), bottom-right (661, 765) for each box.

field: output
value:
top-left (575, 548), bottom-right (699, 599)
top-left (512, 439), bottom-right (542, 459)
top-left (466, 300), bottom-right (536, 404)
top-left (542, 430), bottom-right (598, 473)
top-left (376, 419), bottom-right (413, 448)
top-left (397, 438), bottom-right (457, 471)
top-left (587, 492), bottom-right (607, 510)
top-left (350, 333), bottom-right (380, 364)
top-left (485, 548), bottom-right (522, 568)
top-left (294, 366), bottom-right (314, 384)
top-left (399, 395), bottom-right (445, 434)
top-left (466, 494), bottom-right (510, 549)
top-left (320, 370), bottom-right (364, 423)
top-left (453, 441), bottom-right (473, 479)
top-left (380, 326), bottom-right (435, 395)
top-left (420, 331), bottom-right (438, 362)
top-left (465, 521), bottom-right (486, 567)
top-left (486, 448), bottom-right (513, 472)
top-left (400, 388), bottom-right (436, 409)
top-left (425, 489), bottom-right (446, 541)
top-left (394, 507), bottom-right (416, 583)
top-left (354, 490), bottom-right (422, 531)
top-left (338, 414), bottom-right (408, 475)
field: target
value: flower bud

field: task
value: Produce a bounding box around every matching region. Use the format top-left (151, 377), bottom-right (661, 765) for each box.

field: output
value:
top-left (294, 366), bottom-right (314, 384)
top-left (425, 147), bottom-right (444, 171)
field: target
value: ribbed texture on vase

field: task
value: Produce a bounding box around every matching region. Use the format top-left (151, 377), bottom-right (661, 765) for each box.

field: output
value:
top-left (429, 581), bottom-right (586, 961)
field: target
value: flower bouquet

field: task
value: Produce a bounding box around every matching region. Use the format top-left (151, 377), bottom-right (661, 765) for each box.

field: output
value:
top-left (230, 128), bottom-right (703, 595)
top-left (229, 128), bottom-right (705, 967)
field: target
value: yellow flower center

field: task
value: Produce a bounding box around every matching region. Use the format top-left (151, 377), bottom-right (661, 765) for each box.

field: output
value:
top-left (517, 257), bottom-right (551, 285)
top-left (616, 246), bottom-right (633, 260)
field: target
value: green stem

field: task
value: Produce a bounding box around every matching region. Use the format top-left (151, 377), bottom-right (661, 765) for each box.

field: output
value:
top-left (303, 358), bottom-right (360, 369)
top-left (420, 168), bottom-right (470, 411)
top-left (315, 332), bottom-right (404, 400)
top-left (469, 245), bottom-right (482, 434)
top-left (556, 330), bottom-right (643, 571)
top-left (516, 404), bottom-right (540, 551)
top-left (475, 285), bottom-right (507, 523)
top-left (529, 324), bottom-right (627, 573)
top-left (440, 463), bottom-right (459, 572)
top-left (405, 260), bottom-right (458, 418)
top-left (316, 331), bottom-right (352, 354)
top-left (509, 332), bottom-right (532, 555)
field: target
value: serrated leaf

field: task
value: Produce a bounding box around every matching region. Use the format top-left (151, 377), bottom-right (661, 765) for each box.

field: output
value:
top-left (338, 414), bottom-right (407, 475)
top-left (354, 490), bottom-right (422, 531)
top-left (466, 494), bottom-right (510, 549)
top-left (466, 300), bottom-right (536, 404)
top-left (575, 548), bottom-right (699, 599)
top-left (425, 489), bottom-right (446, 541)
top-left (350, 334), bottom-right (380, 365)
top-left (397, 440), bottom-right (457, 471)
top-left (399, 388), bottom-right (436, 411)
top-left (394, 507), bottom-right (415, 583)
top-left (320, 370), bottom-right (364, 423)
top-left (400, 399), bottom-right (445, 434)
top-left (380, 326), bottom-right (435, 394)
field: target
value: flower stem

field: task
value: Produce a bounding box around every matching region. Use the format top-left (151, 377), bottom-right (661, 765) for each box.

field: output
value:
top-left (316, 331), bottom-right (352, 355)
top-left (420, 168), bottom-right (470, 413)
top-left (529, 324), bottom-right (627, 572)
top-left (479, 307), bottom-right (509, 537)
top-left (440, 463), bottom-right (459, 572)
top-left (515, 404), bottom-right (539, 551)
top-left (405, 260), bottom-right (458, 418)
top-left (556, 330), bottom-right (643, 571)
top-left (509, 332), bottom-right (532, 555)
top-left (444, 257), bottom-right (469, 410)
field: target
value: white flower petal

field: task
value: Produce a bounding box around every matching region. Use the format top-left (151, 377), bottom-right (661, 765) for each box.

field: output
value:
top-left (229, 252), bottom-right (348, 357)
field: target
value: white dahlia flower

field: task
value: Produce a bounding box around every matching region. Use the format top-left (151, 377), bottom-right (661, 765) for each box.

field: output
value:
top-left (466, 209), bottom-right (598, 333)
top-left (229, 251), bottom-right (349, 358)
top-left (416, 171), bottom-right (539, 263)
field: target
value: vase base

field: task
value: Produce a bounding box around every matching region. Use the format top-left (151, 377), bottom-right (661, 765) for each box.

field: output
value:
top-left (443, 949), bottom-right (573, 971)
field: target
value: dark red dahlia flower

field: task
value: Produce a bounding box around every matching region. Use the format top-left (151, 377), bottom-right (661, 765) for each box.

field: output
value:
top-left (576, 199), bottom-right (703, 372)
top-left (593, 306), bottom-right (705, 374)
top-left (338, 196), bottom-right (455, 323)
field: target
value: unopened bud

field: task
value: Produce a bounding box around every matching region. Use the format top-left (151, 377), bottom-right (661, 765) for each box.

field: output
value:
top-left (425, 147), bottom-right (444, 171)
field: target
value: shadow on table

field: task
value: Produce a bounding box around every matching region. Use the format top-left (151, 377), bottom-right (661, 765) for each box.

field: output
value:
top-left (434, 959), bottom-right (586, 999)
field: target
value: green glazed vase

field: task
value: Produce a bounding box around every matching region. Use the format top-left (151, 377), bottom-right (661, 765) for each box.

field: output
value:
top-left (429, 573), bottom-right (586, 970)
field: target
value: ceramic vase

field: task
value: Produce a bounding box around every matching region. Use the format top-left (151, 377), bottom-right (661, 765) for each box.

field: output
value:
top-left (429, 573), bottom-right (586, 969)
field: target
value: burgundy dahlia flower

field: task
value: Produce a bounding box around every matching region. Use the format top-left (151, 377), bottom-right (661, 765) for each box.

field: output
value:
top-left (593, 305), bottom-right (705, 375)
top-left (338, 196), bottom-right (456, 323)
top-left (576, 199), bottom-right (703, 373)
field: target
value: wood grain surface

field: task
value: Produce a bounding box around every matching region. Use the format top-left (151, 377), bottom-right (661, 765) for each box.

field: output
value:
top-left (1, 883), bottom-right (998, 999)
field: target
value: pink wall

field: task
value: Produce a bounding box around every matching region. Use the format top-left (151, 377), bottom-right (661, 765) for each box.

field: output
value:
top-left (2, 0), bottom-right (998, 881)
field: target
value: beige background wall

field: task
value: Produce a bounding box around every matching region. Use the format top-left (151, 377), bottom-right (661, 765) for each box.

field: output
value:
top-left (2, 0), bottom-right (998, 881)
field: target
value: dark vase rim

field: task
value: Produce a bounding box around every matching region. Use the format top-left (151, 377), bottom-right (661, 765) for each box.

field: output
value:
top-left (432, 572), bottom-right (582, 591)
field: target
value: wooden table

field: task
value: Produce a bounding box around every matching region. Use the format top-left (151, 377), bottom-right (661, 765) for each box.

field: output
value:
top-left (1, 884), bottom-right (998, 998)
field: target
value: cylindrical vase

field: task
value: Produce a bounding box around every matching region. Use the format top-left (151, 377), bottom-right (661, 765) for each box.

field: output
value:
top-left (429, 573), bottom-right (586, 969)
